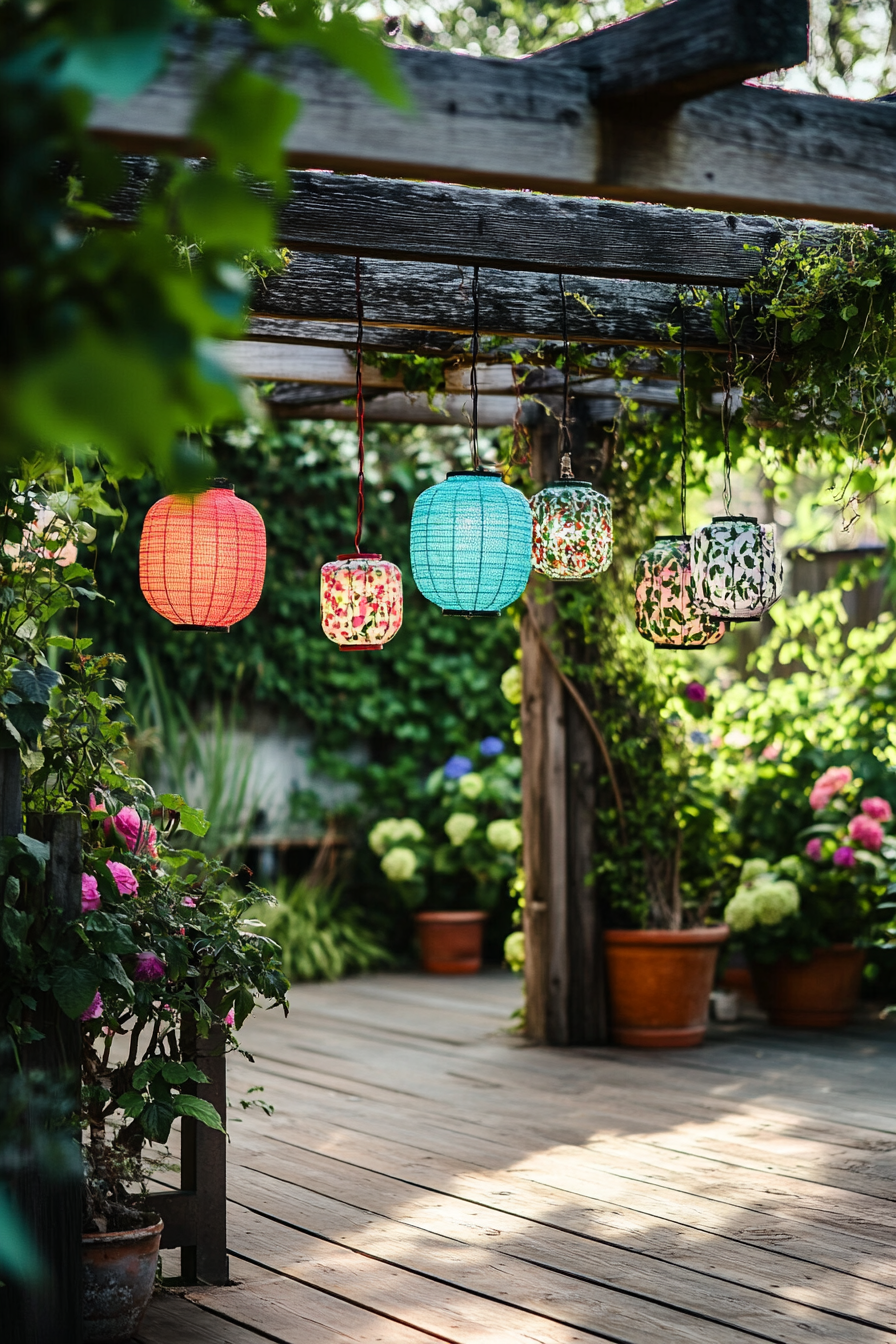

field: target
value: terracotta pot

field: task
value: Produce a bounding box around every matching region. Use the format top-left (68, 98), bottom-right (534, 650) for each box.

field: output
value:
top-left (415, 910), bottom-right (487, 974)
top-left (604, 926), bottom-right (729, 1048)
top-left (82, 1219), bottom-right (163, 1344)
top-left (750, 944), bottom-right (866, 1029)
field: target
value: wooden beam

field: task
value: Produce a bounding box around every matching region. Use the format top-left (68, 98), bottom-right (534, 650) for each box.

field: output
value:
top-left (89, 26), bottom-right (597, 195)
top-left (597, 84), bottom-right (896, 226)
top-left (256, 255), bottom-right (729, 350)
top-left (270, 171), bottom-right (786, 286)
top-left (263, 387), bottom-right (538, 425)
top-left (87, 18), bottom-right (896, 224)
top-left (527, 0), bottom-right (808, 106)
top-left (246, 316), bottom-right (469, 356)
top-left (217, 341), bottom-right (405, 388)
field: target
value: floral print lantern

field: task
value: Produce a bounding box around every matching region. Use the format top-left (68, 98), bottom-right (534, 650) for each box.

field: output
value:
top-left (691, 516), bottom-right (782, 622)
top-left (634, 536), bottom-right (726, 649)
top-left (321, 553), bottom-right (403, 651)
top-left (410, 470), bottom-right (532, 616)
top-left (531, 478), bottom-right (613, 581)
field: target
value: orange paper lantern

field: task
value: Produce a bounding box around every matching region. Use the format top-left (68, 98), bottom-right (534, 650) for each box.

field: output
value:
top-left (139, 482), bottom-right (266, 630)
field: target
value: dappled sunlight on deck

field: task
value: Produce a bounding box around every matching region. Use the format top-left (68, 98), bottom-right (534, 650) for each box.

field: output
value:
top-left (139, 971), bottom-right (896, 1344)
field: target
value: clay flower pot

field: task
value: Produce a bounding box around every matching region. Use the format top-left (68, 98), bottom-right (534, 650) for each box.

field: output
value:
top-left (82, 1219), bottom-right (163, 1344)
top-left (605, 926), bottom-right (729, 1047)
top-left (750, 944), bottom-right (866, 1029)
top-left (415, 911), bottom-right (487, 974)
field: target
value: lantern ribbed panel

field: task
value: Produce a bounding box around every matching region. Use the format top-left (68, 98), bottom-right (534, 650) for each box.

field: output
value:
top-left (634, 536), bottom-right (726, 649)
top-left (691, 516), bottom-right (782, 620)
top-left (531, 481), bottom-right (612, 581)
top-left (410, 473), bottom-right (532, 614)
top-left (321, 554), bottom-right (403, 650)
top-left (139, 487), bottom-right (266, 629)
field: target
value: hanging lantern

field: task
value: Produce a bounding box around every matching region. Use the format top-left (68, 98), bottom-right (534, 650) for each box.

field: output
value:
top-left (411, 470), bottom-right (532, 616)
top-left (691, 516), bottom-right (782, 621)
top-left (531, 479), bottom-right (612, 581)
top-left (139, 481), bottom-right (265, 630)
top-left (321, 553), bottom-right (403, 651)
top-left (634, 536), bottom-right (726, 649)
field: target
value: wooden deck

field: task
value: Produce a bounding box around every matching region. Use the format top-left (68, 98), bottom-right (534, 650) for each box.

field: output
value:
top-left (137, 970), bottom-right (896, 1344)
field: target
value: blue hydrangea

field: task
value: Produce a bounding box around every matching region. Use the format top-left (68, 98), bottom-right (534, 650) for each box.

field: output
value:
top-left (444, 754), bottom-right (473, 780)
top-left (479, 736), bottom-right (504, 757)
top-left (690, 731), bottom-right (711, 745)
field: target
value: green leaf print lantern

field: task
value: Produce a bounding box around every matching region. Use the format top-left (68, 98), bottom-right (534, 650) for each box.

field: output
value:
top-left (634, 535), bottom-right (726, 649)
top-left (691, 516), bottom-right (782, 622)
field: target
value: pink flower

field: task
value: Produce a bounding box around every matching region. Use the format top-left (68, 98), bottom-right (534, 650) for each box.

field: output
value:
top-left (862, 797), bottom-right (893, 823)
top-left (761, 742), bottom-right (782, 762)
top-left (804, 837), bottom-right (822, 861)
top-left (106, 860), bottom-right (138, 895)
top-left (848, 814), bottom-right (884, 852)
top-left (89, 793), bottom-right (106, 815)
top-left (684, 681), bottom-right (707, 703)
top-left (104, 806), bottom-right (158, 856)
top-left (181, 896), bottom-right (197, 907)
top-left (809, 766), bottom-right (853, 812)
top-left (81, 873), bottom-right (101, 912)
top-left (224, 1009), bottom-right (235, 1027)
top-left (833, 845), bottom-right (856, 868)
top-left (81, 991), bottom-right (103, 1021)
top-left (133, 950), bottom-right (166, 982)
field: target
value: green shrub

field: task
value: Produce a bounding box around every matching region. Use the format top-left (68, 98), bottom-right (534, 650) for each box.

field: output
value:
top-left (252, 879), bottom-right (392, 983)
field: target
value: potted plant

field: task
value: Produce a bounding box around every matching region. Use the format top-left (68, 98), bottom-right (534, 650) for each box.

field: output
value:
top-left (368, 738), bottom-right (521, 973)
top-left (724, 765), bottom-right (893, 1027)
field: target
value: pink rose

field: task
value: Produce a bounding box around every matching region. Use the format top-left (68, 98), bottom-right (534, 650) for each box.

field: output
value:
top-left (848, 814), bottom-right (884, 852)
top-left (133, 950), bottom-right (166, 982)
top-left (833, 845), bottom-right (856, 868)
top-left (684, 681), bottom-right (707, 702)
top-left (104, 806), bottom-right (158, 857)
top-left (809, 766), bottom-right (853, 812)
top-left (106, 860), bottom-right (138, 895)
top-left (804, 837), bottom-right (822, 861)
top-left (761, 742), bottom-right (782, 762)
top-left (224, 1009), bottom-right (235, 1027)
top-left (861, 797), bottom-right (893, 823)
top-left (81, 991), bottom-right (103, 1021)
top-left (181, 896), bottom-right (197, 907)
top-left (81, 873), bottom-right (101, 912)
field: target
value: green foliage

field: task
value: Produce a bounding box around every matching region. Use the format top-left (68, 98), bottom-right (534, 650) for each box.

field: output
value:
top-left (252, 878), bottom-right (392, 982)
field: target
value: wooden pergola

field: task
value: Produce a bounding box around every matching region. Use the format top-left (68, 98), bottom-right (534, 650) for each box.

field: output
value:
top-left (86, 0), bottom-right (896, 1285)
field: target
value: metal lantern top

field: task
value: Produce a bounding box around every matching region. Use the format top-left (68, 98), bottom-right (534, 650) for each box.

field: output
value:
top-left (139, 483), bottom-right (266, 631)
top-left (634, 535), bottom-right (727, 649)
top-left (531, 480), bottom-right (613, 581)
top-left (410, 470), bottom-right (532, 616)
top-left (691, 516), bottom-right (782, 621)
top-left (321, 553), bottom-right (403, 651)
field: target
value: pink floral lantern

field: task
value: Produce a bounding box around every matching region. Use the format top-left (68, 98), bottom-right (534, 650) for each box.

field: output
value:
top-left (320, 260), bottom-right (403, 652)
top-left (321, 553), bottom-right (403, 652)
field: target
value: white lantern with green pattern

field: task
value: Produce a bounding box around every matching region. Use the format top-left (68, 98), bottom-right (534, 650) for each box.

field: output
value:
top-left (691, 516), bottom-right (782, 622)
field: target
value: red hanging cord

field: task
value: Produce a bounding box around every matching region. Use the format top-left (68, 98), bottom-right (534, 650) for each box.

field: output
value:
top-left (354, 256), bottom-right (365, 552)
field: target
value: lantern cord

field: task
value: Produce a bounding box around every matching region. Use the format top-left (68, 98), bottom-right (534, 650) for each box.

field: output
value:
top-left (354, 256), bottom-right (365, 553)
top-left (470, 264), bottom-right (481, 471)
top-left (558, 273), bottom-right (573, 479)
top-left (678, 293), bottom-right (688, 538)
top-left (721, 288), bottom-right (734, 516)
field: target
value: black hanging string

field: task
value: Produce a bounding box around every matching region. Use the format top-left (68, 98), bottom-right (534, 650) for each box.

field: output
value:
top-left (353, 256), bottom-right (365, 552)
top-left (558, 273), bottom-right (573, 479)
top-left (678, 294), bottom-right (688, 538)
top-left (470, 264), bottom-right (481, 470)
top-left (721, 288), bottom-right (734, 516)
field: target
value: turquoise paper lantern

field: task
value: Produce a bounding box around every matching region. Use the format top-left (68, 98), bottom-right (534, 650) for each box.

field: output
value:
top-left (410, 471), bottom-right (532, 615)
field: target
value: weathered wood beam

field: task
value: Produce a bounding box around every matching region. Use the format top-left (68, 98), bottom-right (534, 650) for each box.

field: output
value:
top-left (255, 255), bottom-right (731, 350)
top-left (246, 316), bottom-right (468, 357)
top-left (527, 0), bottom-right (808, 106)
top-left (218, 341), bottom-right (404, 388)
top-left (598, 84), bottom-right (896, 226)
top-left (264, 387), bottom-right (524, 425)
top-left (87, 17), bottom-right (896, 224)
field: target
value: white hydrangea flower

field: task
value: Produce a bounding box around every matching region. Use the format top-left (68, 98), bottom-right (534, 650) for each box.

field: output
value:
top-left (501, 665), bottom-right (522, 705)
top-left (458, 772), bottom-right (484, 800)
top-left (723, 888), bottom-right (757, 932)
top-left (445, 812), bottom-right (477, 847)
top-left (504, 930), bottom-right (525, 973)
top-left (752, 879), bottom-right (799, 926)
top-left (487, 819), bottom-right (522, 853)
top-left (380, 847), bottom-right (417, 882)
top-left (740, 858), bottom-right (770, 885)
top-left (368, 817), bottom-right (424, 855)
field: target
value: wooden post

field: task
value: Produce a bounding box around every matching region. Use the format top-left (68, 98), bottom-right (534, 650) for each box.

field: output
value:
top-left (521, 412), bottom-right (608, 1045)
top-left (1, 788), bottom-right (84, 1344)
